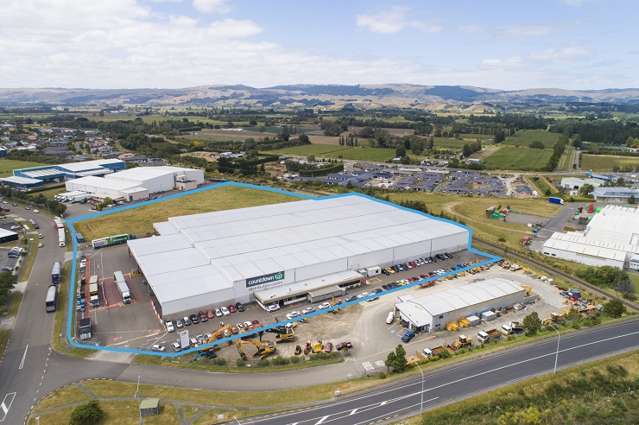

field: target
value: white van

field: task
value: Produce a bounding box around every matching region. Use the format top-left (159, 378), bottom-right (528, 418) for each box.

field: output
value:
top-left (385, 311), bottom-right (395, 324)
top-left (366, 266), bottom-right (382, 277)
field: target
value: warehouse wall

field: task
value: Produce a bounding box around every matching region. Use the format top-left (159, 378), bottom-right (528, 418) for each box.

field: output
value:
top-left (394, 240), bottom-right (430, 263)
top-left (542, 247), bottom-right (624, 269)
top-left (348, 248), bottom-right (395, 269)
top-left (295, 257), bottom-right (348, 281)
top-left (162, 286), bottom-right (236, 317)
top-left (431, 232), bottom-right (467, 255)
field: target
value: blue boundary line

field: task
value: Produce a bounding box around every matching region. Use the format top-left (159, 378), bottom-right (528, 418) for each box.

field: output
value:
top-left (64, 181), bottom-right (501, 357)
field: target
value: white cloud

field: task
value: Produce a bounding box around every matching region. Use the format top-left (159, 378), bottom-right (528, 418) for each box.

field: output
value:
top-left (356, 6), bottom-right (441, 34)
top-left (530, 46), bottom-right (592, 61)
top-left (192, 0), bottom-right (229, 14)
top-left (480, 56), bottom-right (523, 69)
top-left (501, 25), bottom-right (551, 37)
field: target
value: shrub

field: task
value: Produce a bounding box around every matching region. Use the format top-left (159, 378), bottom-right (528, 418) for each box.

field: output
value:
top-left (214, 358), bottom-right (227, 366)
top-left (271, 356), bottom-right (290, 366)
top-left (603, 299), bottom-right (625, 318)
top-left (290, 356), bottom-right (302, 364)
top-left (69, 400), bottom-right (104, 425)
top-left (236, 358), bottom-right (246, 367)
top-left (257, 358), bottom-right (270, 367)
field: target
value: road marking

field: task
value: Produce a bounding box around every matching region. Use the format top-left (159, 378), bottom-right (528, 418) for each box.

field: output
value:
top-left (349, 409), bottom-right (358, 416)
top-left (0, 392), bottom-right (16, 423)
top-left (352, 397), bottom-right (439, 425)
top-left (379, 401), bottom-right (387, 406)
top-left (246, 328), bottom-right (639, 425)
top-left (18, 344), bottom-right (28, 370)
top-left (315, 416), bottom-right (328, 425)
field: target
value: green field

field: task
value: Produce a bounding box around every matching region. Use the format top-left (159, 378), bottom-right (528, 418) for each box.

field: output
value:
top-left (482, 146), bottom-right (553, 171)
top-left (581, 153), bottom-right (639, 171)
top-left (557, 145), bottom-right (576, 170)
top-left (0, 159), bottom-right (47, 177)
top-left (504, 129), bottom-right (561, 147)
top-left (75, 186), bottom-right (296, 241)
top-left (265, 145), bottom-right (396, 161)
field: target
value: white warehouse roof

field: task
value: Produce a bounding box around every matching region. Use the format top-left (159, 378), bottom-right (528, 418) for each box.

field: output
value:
top-left (396, 278), bottom-right (525, 327)
top-left (128, 195), bottom-right (469, 311)
top-left (543, 205), bottom-right (639, 266)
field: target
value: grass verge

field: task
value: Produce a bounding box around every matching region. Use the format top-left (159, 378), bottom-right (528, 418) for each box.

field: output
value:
top-left (402, 349), bottom-right (639, 425)
top-left (75, 186), bottom-right (296, 241)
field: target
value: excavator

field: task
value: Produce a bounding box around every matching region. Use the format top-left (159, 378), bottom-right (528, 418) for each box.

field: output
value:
top-left (235, 338), bottom-right (276, 360)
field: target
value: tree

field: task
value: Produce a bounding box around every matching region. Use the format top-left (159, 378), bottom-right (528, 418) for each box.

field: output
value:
top-left (494, 130), bottom-right (506, 144)
top-left (523, 312), bottom-right (542, 336)
top-left (528, 140), bottom-right (545, 149)
top-left (385, 344), bottom-right (408, 373)
top-left (395, 145), bottom-right (407, 158)
top-left (298, 133), bottom-right (310, 144)
top-left (629, 194), bottom-right (636, 205)
top-left (69, 400), bottom-right (104, 425)
top-left (603, 299), bottom-right (625, 318)
top-left (579, 184), bottom-right (594, 197)
top-left (0, 272), bottom-right (17, 308)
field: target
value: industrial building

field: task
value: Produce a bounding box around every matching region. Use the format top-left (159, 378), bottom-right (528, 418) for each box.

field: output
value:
top-left (0, 159), bottom-right (126, 190)
top-left (127, 195), bottom-right (470, 317)
top-left (395, 278), bottom-right (527, 332)
top-left (65, 166), bottom-right (204, 201)
top-left (543, 205), bottom-right (639, 270)
top-left (0, 228), bottom-right (19, 244)
top-left (593, 187), bottom-right (639, 203)
top-left (560, 177), bottom-right (602, 195)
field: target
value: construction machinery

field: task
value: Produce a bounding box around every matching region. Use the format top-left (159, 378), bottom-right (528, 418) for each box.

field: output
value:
top-left (236, 338), bottom-right (276, 360)
top-left (312, 341), bottom-right (323, 353)
top-left (448, 335), bottom-right (472, 351)
top-left (275, 328), bottom-right (296, 343)
top-left (446, 321), bottom-right (459, 332)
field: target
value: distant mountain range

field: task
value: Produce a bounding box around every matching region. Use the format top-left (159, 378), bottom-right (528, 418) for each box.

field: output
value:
top-left (2, 84), bottom-right (639, 110)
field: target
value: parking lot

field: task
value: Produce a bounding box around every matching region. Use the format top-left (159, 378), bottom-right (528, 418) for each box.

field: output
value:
top-left (76, 244), bottom-right (163, 348)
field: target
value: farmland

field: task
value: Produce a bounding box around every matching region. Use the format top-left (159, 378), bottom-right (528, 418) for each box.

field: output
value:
top-left (265, 145), bottom-right (396, 161)
top-left (482, 146), bottom-right (554, 171)
top-left (580, 153), bottom-right (639, 171)
top-left (0, 159), bottom-right (47, 177)
top-left (176, 128), bottom-right (275, 143)
top-left (75, 186), bottom-right (295, 241)
top-left (504, 129), bottom-right (561, 147)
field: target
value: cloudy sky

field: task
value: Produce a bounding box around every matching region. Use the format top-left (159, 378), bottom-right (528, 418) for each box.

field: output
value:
top-left (0, 0), bottom-right (636, 89)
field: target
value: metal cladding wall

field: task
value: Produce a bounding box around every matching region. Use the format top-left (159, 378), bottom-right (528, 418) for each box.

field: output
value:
top-left (294, 257), bottom-right (348, 281)
top-left (348, 248), bottom-right (395, 270)
top-left (435, 290), bottom-right (526, 330)
top-left (431, 233), bottom-right (467, 255)
top-left (163, 286), bottom-right (236, 317)
top-left (394, 240), bottom-right (430, 262)
top-left (543, 247), bottom-right (624, 269)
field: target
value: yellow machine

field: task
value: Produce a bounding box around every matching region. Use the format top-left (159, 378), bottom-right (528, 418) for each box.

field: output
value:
top-left (312, 341), bottom-right (323, 353)
top-left (458, 318), bottom-right (470, 328)
top-left (235, 338), bottom-right (276, 360)
top-left (275, 329), bottom-right (296, 343)
top-left (446, 322), bottom-right (459, 332)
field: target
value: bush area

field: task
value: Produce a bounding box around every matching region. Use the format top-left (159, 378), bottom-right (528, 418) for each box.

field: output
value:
top-left (417, 352), bottom-right (639, 425)
top-left (0, 186), bottom-right (66, 216)
top-left (576, 266), bottom-right (636, 300)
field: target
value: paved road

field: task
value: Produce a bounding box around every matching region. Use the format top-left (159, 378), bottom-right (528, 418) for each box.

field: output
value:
top-left (0, 205), bottom-right (66, 425)
top-left (241, 318), bottom-right (639, 425)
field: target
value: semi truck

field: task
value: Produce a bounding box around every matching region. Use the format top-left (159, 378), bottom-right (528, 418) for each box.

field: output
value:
top-left (113, 270), bottom-right (131, 304)
top-left (89, 275), bottom-right (99, 307)
top-left (57, 228), bottom-right (66, 247)
top-left (91, 233), bottom-right (134, 249)
top-left (51, 261), bottom-right (61, 285)
top-left (79, 318), bottom-right (92, 340)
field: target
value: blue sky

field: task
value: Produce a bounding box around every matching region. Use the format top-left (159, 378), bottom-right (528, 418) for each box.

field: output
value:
top-left (0, 0), bottom-right (636, 89)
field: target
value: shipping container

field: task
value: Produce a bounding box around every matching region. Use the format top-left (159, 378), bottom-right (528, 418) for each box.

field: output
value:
top-left (548, 197), bottom-right (564, 205)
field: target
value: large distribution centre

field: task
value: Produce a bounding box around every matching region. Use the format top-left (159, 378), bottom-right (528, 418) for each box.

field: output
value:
top-left (543, 205), bottom-right (639, 270)
top-left (127, 195), bottom-right (470, 317)
top-left (65, 166), bottom-right (205, 201)
top-left (395, 278), bottom-right (526, 332)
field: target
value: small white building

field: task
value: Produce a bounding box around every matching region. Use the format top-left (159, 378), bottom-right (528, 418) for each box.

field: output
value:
top-left (395, 278), bottom-right (526, 332)
top-left (543, 204), bottom-right (639, 270)
top-left (560, 177), bottom-right (602, 196)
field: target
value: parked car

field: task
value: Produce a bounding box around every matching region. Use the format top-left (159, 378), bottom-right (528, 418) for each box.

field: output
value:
top-left (221, 306), bottom-right (230, 316)
top-left (176, 318), bottom-right (184, 328)
top-left (199, 311), bottom-right (208, 322)
top-left (151, 344), bottom-right (165, 352)
top-left (207, 309), bottom-right (215, 319)
top-left (386, 311), bottom-right (395, 324)
top-left (286, 311), bottom-right (300, 320)
top-left (401, 329), bottom-right (416, 343)
top-left (266, 303), bottom-right (280, 312)
top-left (301, 306), bottom-right (314, 314)
top-left (33, 209), bottom-right (39, 214)
top-left (317, 302), bottom-right (331, 310)
top-left (183, 316), bottom-right (192, 326)
top-left (165, 321), bottom-right (175, 332)
top-left (190, 313), bottom-right (199, 324)
top-left (236, 302), bottom-right (246, 312)
top-left (171, 341), bottom-right (181, 351)
top-left (215, 308), bottom-right (223, 317)
top-left (228, 304), bottom-right (237, 313)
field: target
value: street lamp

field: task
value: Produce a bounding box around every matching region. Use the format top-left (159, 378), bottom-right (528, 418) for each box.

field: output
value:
top-left (549, 324), bottom-right (560, 374)
top-left (415, 362), bottom-right (425, 413)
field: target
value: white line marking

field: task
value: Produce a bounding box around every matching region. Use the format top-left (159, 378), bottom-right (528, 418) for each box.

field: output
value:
top-left (349, 409), bottom-right (358, 416)
top-left (379, 401), bottom-right (387, 406)
top-left (315, 416), bottom-right (328, 425)
top-left (245, 328), bottom-right (639, 425)
top-left (18, 345), bottom-right (28, 370)
top-left (0, 392), bottom-right (16, 423)
top-left (352, 398), bottom-right (439, 425)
